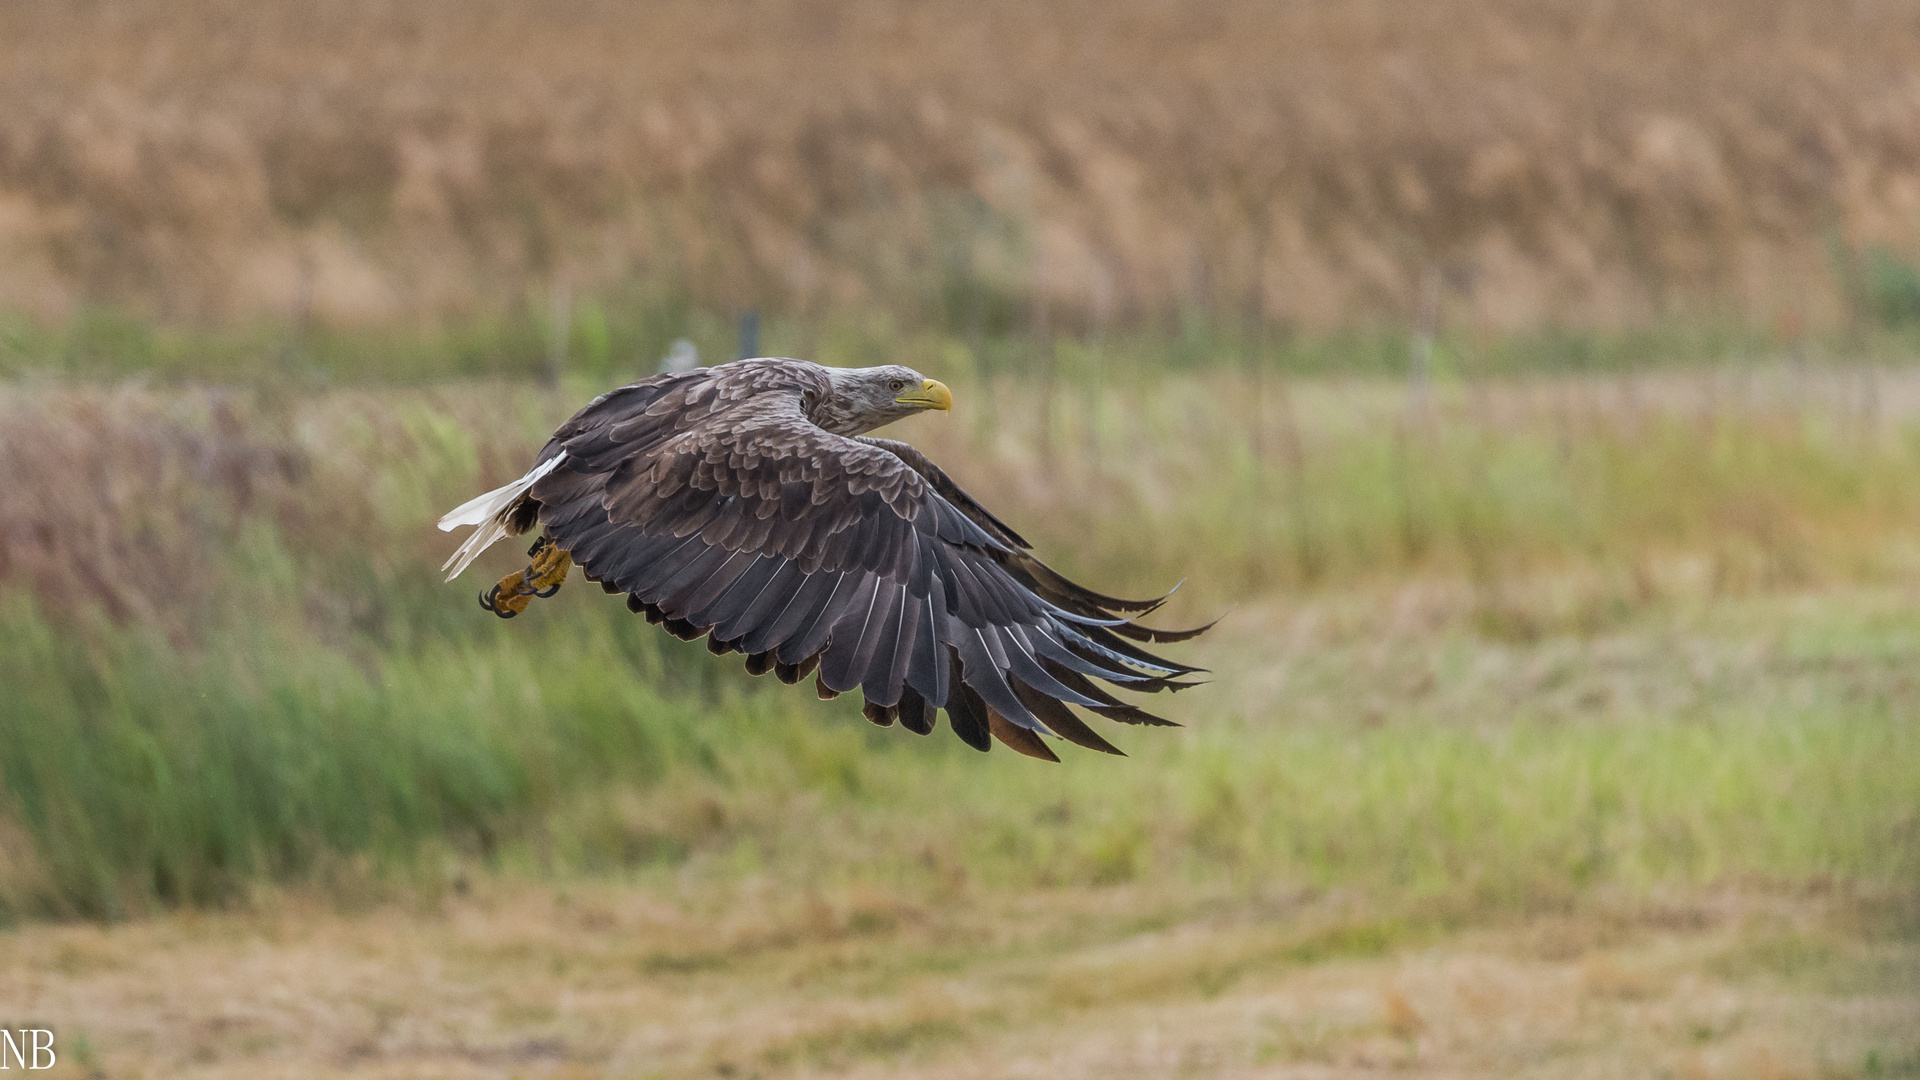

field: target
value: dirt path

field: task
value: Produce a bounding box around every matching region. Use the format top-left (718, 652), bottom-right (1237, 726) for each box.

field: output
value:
top-left (0, 883), bottom-right (1910, 1079)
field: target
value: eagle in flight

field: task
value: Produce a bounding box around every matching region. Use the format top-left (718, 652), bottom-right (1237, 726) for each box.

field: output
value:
top-left (438, 359), bottom-right (1207, 760)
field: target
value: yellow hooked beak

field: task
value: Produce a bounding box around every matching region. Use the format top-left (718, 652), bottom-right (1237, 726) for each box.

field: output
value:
top-left (895, 378), bottom-right (953, 411)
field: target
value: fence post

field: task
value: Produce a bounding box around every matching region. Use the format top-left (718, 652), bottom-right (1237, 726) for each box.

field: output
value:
top-left (1408, 264), bottom-right (1441, 413)
top-left (737, 310), bottom-right (760, 360)
top-left (544, 279), bottom-right (571, 388)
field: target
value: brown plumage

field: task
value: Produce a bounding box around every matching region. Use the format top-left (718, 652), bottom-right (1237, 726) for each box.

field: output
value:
top-left (437, 358), bottom-right (1208, 759)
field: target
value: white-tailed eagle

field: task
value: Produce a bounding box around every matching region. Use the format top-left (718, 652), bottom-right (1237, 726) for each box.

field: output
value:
top-left (437, 358), bottom-right (1207, 760)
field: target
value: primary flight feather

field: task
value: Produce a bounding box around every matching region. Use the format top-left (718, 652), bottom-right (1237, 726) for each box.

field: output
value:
top-left (438, 358), bottom-right (1208, 760)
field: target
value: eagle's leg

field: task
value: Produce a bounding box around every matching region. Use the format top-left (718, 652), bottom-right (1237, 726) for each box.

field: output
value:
top-left (479, 536), bottom-right (572, 618)
top-left (524, 536), bottom-right (571, 597)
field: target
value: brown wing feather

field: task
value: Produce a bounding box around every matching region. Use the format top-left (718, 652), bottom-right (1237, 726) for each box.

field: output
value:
top-left (857, 435), bottom-right (1211, 629)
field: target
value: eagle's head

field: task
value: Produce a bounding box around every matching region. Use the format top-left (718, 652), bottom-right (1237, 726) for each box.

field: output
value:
top-left (818, 364), bottom-right (953, 435)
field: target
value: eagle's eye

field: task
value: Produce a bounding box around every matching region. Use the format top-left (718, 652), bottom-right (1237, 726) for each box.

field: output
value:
top-left (888, 378), bottom-right (906, 392)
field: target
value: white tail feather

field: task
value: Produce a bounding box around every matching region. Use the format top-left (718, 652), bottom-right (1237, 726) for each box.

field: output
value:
top-left (437, 452), bottom-right (567, 580)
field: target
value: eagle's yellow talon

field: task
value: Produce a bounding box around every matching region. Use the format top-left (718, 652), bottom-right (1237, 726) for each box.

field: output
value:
top-left (484, 541), bottom-right (570, 619)
top-left (485, 577), bottom-right (534, 617)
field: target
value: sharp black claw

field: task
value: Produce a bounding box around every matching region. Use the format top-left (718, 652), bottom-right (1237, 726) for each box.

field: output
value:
top-left (480, 585), bottom-right (519, 618)
top-left (534, 583), bottom-right (561, 598)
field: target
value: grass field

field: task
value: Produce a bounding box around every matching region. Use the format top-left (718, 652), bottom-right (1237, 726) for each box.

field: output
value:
top-left (5, 0), bottom-right (1920, 1072)
top-left (0, 361), bottom-right (1917, 1075)
top-left (5, 364), bottom-right (1920, 910)
top-left (0, 589), bottom-right (1915, 1077)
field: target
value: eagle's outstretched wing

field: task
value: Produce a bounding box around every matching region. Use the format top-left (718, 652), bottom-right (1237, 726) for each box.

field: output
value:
top-left (525, 361), bottom-right (1205, 759)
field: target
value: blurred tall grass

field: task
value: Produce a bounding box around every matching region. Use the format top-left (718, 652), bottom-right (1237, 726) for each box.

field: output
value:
top-left (5, 0), bottom-right (1920, 333)
top-left (0, 366), bottom-right (1916, 921)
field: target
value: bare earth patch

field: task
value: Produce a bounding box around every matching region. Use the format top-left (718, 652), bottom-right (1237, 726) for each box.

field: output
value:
top-left (0, 883), bottom-right (1911, 1080)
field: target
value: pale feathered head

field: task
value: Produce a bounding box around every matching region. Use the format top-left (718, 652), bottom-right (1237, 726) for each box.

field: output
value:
top-left (817, 365), bottom-right (953, 435)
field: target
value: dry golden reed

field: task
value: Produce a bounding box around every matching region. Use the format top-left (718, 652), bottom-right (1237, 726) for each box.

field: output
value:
top-left (1, 0), bottom-right (1917, 333)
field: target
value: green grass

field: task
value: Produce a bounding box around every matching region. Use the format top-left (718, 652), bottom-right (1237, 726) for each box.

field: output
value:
top-left (0, 592), bottom-right (695, 917)
top-left (0, 371), bottom-right (1917, 923)
top-left (7, 292), bottom-right (1920, 386)
top-left (2, 575), bottom-right (1914, 923)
